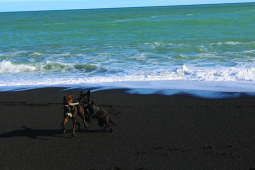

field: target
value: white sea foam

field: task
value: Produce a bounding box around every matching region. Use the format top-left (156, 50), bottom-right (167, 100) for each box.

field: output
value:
top-left (0, 60), bottom-right (37, 73)
top-left (210, 41), bottom-right (255, 47)
top-left (1, 64), bottom-right (255, 89)
top-left (1, 60), bottom-right (255, 83)
top-left (225, 41), bottom-right (243, 45)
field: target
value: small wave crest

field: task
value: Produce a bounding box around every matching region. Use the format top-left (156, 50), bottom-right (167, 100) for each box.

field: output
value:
top-left (0, 60), bottom-right (100, 74)
top-left (171, 65), bottom-right (255, 81)
top-left (0, 60), bottom-right (37, 73)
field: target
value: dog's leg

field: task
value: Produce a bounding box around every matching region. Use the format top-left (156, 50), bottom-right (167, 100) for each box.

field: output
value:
top-left (77, 105), bottom-right (88, 128)
top-left (76, 121), bottom-right (81, 131)
top-left (61, 117), bottom-right (68, 133)
top-left (105, 116), bottom-right (113, 132)
top-left (109, 117), bottom-right (116, 126)
top-left (83, 119), bottom-right (88, 128)
top-left (72, 119), bottom-right (76, 139)
top-left (79, 114), bottom-right (88, 128)
top-left (85, 109), bottom-right (91, 123)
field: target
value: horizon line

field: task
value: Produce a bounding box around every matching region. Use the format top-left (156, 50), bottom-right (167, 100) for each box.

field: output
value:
top-left (0, 2), bottom-right (254, 13)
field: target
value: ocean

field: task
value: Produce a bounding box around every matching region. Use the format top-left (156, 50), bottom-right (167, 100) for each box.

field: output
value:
top-left (1, 3), bottom-right (255, 96)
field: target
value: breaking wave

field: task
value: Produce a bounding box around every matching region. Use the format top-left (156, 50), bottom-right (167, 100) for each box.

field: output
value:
top-left (1, 60), bottom-right (255, 87)
top-left (0, 60), bottom-right (100, 74)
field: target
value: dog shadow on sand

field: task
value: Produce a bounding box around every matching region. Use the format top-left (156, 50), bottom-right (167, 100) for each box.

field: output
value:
top-left (0, 126), bottom-right (102, 140)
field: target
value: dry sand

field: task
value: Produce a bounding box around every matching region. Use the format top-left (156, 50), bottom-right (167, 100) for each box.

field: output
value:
top-left (1, 87), bottom-right (255, 170)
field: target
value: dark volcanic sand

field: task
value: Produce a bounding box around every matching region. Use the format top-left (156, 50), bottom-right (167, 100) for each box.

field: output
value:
top-left (1, 87), bottom-right (255, 170)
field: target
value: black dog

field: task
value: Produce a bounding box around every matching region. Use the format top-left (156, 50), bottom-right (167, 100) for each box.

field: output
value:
top-left (88, 100), bottom-right (116, 132)
top-left (79, 90), bottom-right (116, 132)
top-left (78, 90), bottom-right (91, 123)
top-left (79, 90), bottom-right (91, 104)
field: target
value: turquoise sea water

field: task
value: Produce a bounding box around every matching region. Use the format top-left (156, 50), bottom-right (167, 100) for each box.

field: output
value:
top-left (1, 3), bottom-right (255, 94)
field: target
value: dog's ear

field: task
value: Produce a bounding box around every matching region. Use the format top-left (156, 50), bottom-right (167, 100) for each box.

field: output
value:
top-left (63, 95), bottom-right (67, 102)
top-left (87, 90), bottom-right (90, 96)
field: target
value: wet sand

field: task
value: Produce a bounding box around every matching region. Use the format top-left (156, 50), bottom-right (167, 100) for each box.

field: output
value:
top-left (1, 87), bottom-right (255, 170)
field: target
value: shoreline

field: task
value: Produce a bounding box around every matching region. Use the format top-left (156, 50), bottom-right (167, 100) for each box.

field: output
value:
top-left (1, 80), bottom-right (255, 99)
top-left (1, 87), bottom-right (255, 169)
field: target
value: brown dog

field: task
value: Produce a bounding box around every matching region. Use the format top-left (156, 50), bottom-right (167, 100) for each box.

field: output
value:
top-left (87, 100), bottom-right (116, 132)
top-left (61, 95), bottom-right (88, 139)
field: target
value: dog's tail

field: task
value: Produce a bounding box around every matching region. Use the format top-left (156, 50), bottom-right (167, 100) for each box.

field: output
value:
top-left (110, 118), bottom-right (116, 126)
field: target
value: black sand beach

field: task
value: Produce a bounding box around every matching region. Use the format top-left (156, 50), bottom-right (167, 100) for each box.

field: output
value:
top-left (1, 87), bottom-right (255, 170)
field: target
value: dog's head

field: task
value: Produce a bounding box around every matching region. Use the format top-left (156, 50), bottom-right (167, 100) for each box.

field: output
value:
top-left (79, 90), bottom-right (90, 104)
top-left (63, 95), bottom-right (74, 105)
